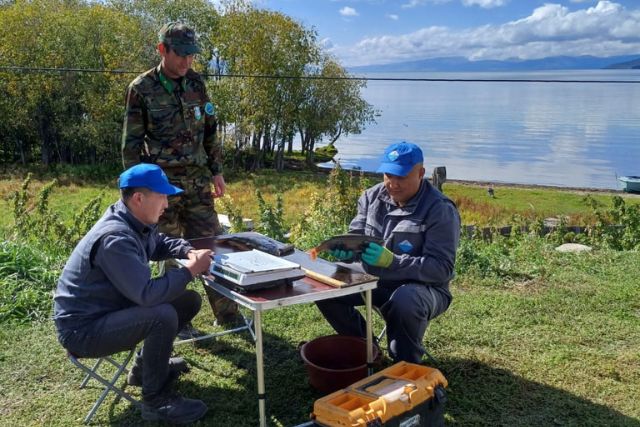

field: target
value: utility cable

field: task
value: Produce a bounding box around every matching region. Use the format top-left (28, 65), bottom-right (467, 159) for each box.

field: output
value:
top-left (1, 65), bottom-right (639, 84)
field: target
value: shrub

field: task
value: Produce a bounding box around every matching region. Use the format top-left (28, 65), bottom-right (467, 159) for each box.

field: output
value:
top-left (289, 164), bottom-right (370, 250)
top-left (219, 194), bottom-right (247, 233)
top-left (255, 190), bottom-right (287, 241)
top-left (2, 174), bottom-right (106, 323)
top-left (584, 195), bottom-right (640, 250)
top-left (456, 225), bottom-right (552, 284)
top-left (0, 240), bottom-right (62, 323)
top-left (7, 173), bottom-right (105, 257)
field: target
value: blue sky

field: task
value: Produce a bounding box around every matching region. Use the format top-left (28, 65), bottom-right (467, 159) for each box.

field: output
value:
top-left (253, 0), bottom-right (640, 66)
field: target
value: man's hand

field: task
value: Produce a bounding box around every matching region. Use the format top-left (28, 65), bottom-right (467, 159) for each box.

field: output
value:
top-left (212, 174), bottom-right (226, 198)
top-left (361, 242), bottom-right (393, 268)
top-left (185, 249), bottom-right (213, 277)
top-left (328, 247), bottom-right (355, 262)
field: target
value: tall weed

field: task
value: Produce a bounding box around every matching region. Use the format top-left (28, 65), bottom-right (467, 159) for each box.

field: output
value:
top-left (584, 195), bottom-right (640, 250)
top-left (7, 173), bottom-right (105, 256)
top-left (456, 232), bottom-right (552, 284)
top-left (2, 174), bottom-right (106, 323)
top-left (219, 194), bottom-right (247, 233)
top-left (255, 190), bottom-right (287, 241)
top-left (0, 241), bottom-right (60, 323)
top-left (290, 165), bottom-right (370, 250)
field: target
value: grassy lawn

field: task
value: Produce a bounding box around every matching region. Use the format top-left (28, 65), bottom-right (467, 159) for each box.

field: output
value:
top-left (1, 168), bottom-right (639, 426)
top-left (0, 248), bottom-right (638, 426)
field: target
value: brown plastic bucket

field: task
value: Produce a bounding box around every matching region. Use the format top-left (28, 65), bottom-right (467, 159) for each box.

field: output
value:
top-left (300, 335), bottom-right (379, 393)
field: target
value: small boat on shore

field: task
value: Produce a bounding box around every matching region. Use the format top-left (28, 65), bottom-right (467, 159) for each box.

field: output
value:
top-left (618, 176), bottom-right (640, 193)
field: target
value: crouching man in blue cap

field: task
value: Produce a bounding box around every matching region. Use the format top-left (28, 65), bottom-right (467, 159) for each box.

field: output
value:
top-left (54, 164), bottom-right (211, 423)
top-left (316, 142), bottom-right (461, 363)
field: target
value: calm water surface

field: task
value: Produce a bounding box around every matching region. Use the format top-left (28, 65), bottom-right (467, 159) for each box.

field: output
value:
top-left (323, 70), bottom-right (640, 189)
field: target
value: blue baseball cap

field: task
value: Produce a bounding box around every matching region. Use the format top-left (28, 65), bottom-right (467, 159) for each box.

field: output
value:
top-left (376, 142), bottom-right (424, 177)
top-left (118, 164), bottom-right (183, 195)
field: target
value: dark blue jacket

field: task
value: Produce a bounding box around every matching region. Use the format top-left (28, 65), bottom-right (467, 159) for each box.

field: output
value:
top-left (54, 200), bottom-right (194, 332)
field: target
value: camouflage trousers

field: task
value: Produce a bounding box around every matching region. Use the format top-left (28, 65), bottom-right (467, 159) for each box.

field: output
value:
top-left (159, 167), bottom-right (238, 322)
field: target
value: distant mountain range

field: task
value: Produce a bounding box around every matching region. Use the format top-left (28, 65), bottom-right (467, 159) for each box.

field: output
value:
top-left (605, 57), bottom-right (640, 69)
top-left (348, 55), bottom-right (640, 73)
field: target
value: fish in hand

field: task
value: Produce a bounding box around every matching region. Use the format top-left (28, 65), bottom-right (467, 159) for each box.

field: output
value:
top-left (308, 234), bottom-right (384, 261)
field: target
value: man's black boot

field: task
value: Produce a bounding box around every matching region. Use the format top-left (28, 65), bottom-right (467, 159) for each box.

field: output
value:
top-left (141, 392), bottom-right (207, 424)
top-left (127, 356), bottom-right (190, 387)
top-left (176, 322), bottom-right (206, 340)
top-left (141, 370), bottom-right (207, 424)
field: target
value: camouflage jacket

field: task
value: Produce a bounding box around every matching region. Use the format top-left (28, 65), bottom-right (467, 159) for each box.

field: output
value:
top-left (121, 65), bottom-right (221, 176)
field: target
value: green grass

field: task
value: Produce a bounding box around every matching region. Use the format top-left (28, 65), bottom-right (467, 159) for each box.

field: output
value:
top-left (444, 182), bottom-right (639, 226)
top-left (1, 168), bottom-right (639, 425)
top-left (1, 248), bottom-right (638, 426)
top-left (2, 169), bottom-right (638, 230)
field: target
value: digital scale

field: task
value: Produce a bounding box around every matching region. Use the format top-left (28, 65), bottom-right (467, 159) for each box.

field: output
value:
top-left (210, 249), bottom-right (305, 292)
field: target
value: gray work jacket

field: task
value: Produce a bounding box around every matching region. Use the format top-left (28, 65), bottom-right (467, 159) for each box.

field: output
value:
top-left (349, 179), bottom-right (460, 297)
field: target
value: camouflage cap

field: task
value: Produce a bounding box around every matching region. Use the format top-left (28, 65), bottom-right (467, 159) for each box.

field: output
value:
top-left (159, 22), bottom-right (201, 56)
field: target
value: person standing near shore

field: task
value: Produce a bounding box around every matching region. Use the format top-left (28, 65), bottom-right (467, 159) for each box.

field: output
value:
top-left (316, 142), bottom-right (461, 363)
top-left (122, 22), bottom-right (239, 333)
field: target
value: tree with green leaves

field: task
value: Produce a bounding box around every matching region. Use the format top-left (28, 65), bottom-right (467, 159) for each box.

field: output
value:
top-left (0, 0), bottom-right (154, 165)
top-left (210, 2), bottom-right (318, 170)
top-left (296, 56), bottom-right (377, 164)
top-left (0, 0), bottom-right (376, 171)
top-left (210, 1), bottom-right (376, 170)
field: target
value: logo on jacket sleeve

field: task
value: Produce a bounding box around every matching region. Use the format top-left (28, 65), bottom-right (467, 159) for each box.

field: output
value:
top-left (398, 240), bottom-right (413, 253)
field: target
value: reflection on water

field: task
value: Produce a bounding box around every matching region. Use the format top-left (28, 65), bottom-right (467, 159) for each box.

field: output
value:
top-left (328, 70), bottom-right (640, 189)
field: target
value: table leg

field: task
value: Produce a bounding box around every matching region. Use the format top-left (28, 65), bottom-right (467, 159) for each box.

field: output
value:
top-left (365, 289), bottom-right (373, 375)
top-left (254, 309), bottom-right (266, 427)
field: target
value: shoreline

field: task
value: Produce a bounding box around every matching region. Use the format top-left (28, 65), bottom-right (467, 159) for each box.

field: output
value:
top-left (313, 165), bottom-right (637, 196)
top-left (444, 178), bottom-right (637, 196)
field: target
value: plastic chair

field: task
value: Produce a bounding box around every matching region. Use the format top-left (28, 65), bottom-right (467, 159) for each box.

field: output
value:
top-left (67, 349), bottom-right (141, 424)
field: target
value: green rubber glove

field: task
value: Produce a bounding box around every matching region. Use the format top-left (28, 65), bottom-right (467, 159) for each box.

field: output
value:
top-left (328, 247), bottom-right (355, 262)
top-left (361, 242), bottom-right (393, 268)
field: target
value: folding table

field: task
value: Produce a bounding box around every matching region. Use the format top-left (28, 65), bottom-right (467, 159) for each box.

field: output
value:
top-left (188, 234), bottom-right (378, 427)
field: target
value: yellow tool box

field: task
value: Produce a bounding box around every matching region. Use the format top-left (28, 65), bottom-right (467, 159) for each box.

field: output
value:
top-left (311, 362), bottom-right (447, 427)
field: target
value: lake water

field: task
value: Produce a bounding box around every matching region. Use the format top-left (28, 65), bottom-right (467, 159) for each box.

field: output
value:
top-left (320, 70), bottom-right (640, 190)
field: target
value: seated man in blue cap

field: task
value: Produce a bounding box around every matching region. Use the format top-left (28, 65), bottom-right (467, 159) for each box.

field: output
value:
top-left (316, 142), bottom-right (461, 364)
top-left (54, 164), bottom-right (212, 423)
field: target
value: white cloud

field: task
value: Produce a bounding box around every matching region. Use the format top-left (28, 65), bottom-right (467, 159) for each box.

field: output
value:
top-left (340, 6), bottom-right (359, 16)
top-left (338, 1), bottom-right (640, 66)
top-left (319, 38), bottom-right (335, 50)
top-left (387, 14), bottom-right (400, 20)
top-left (402, 0), bottom-right (509, 8)
top-left (462, 0), bottom-right (508, 8)
top-left (402, 0), bottom-right (451, 9)
top-left (401, 0), bottom-right (424, 8)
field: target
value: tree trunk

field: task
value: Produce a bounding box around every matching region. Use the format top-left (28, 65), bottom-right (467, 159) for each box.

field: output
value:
top-left (306, 136), bottom-right (316, 165)
top-left (38, 115), bottom-right (53, 165)
top-left (287, 133), bottom-right (294, 154)
top-left (328, 125), bottom-right (343, 145)
top-left (275, 137), bottom-right (285, 171)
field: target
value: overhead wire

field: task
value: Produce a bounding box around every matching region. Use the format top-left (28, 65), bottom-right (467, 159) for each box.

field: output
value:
top-left (1, 65), bottom-right (639, 84)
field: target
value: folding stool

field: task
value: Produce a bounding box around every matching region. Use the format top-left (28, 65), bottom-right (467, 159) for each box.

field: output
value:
top-left (67, 349), bottom-right (141, 424)
top-left (373, 306), bottom-right (439, 365)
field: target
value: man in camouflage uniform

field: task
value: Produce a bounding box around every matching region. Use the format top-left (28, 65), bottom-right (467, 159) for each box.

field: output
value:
top-left (122, 22), bottom-right (238, 330)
